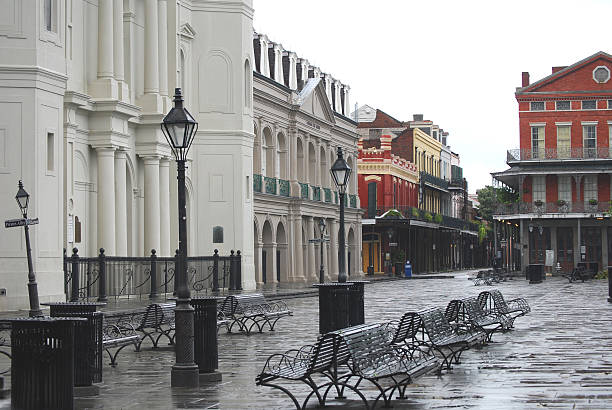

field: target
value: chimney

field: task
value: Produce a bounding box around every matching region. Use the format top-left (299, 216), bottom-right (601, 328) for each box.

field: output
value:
top-left (380, 134), bottom-right (392, 151)
top-left (552, 66), bottom-right (567, 74)
top-left (521, 72), bottom-right (530, 87)
top-left (413, 114), bottom-right (423, 121)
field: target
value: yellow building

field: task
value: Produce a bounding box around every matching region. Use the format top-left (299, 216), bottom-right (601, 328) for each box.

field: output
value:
top-left (412, 128), bottom-right (443, 214)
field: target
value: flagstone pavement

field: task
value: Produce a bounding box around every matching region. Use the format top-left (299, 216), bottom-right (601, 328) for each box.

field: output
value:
top-left (1, 272), bottom-right (612, 409)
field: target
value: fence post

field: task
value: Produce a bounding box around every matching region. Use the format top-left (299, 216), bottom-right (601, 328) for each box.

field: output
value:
top-left (63, 249), bottom-right (68, 302)
top-left (70, 248), bottom-right (80, 302)
top-left (229, 250), bottom-right (235, 290)
top-left (149, 249), bottom-right (157, 299)
top-left (212, 249), bottom-right (219, 292)
top-left (98, 248), bottom-right (107, 302)
top-left (236, 250), bottom-right (242, 290)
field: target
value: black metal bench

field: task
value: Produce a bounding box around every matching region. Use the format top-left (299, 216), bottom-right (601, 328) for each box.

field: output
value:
top-left (445, 296), bottom-right (511, 342)
top-left (102, 311), bottom-right (141, 366)
top-left (0, 321), bottom-right (11, 375)
top-left (221, 294), bottom-right (292, 334)
top-left (136, 302), bottom-right (176, 348)
top-left (563, 266), bottom-right (596, 283)
top-left (393, 307), bottom-right (485, 371)
top-left (331, 323), bottom-right (439, 408)
top-left (477, 289), bottom-right (530, 329)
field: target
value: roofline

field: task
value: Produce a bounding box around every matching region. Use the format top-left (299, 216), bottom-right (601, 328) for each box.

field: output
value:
top-left (516, 51), bottom-right (612, 94)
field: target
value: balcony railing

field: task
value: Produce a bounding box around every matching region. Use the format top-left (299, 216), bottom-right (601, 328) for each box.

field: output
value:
top-left (300, 182), bottom-right (309, 199)
top-left (264, 176), bottom-right (277, 195)
top-left (279, 179), bottom-right (290, 197)
top-left (494, 201), bottom-right (611, 215)
top-left (253, 174), bottom-right (262, 193)
top-left (324, 188), bottom-right (332, 203)
top-left (350, 194), bottom-right (357, 208)
top-left (362, 206), bottom-right (478, 232)
top-left (312, 185), bottom-right (321, 201)
top-left (507, 148), bottom-right (612, 162)
top-left (420, 171), bottom-right (449, 190)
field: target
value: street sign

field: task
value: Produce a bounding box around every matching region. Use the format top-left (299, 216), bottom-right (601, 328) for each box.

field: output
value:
top-left (4, 218), bottom-right (39, 228)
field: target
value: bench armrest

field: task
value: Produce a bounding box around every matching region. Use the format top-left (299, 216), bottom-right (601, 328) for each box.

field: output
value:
top-left (506, 298), bottom-right (530, 314)
top-left (260, 344), bottom-right (314, 375)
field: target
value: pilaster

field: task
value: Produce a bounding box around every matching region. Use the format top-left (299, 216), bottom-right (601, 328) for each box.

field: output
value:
top-left (144, 156), bottom-right (161, 255)
top-left (307, 217), bottom-right (316, 282)
top-left (159, 158), bottom-right (171, 256)
top-left (97, 147), bottom-right (117, 255)
top-left (114, 150), bottom-right (128, 256)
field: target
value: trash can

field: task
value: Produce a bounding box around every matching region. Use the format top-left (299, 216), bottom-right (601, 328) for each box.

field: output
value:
top-left (10, 317), bottom-right (85, 410)
top-left (313, 283), bottom-right (352, 334)
top-left (608, 266), bottom-right (611, 303)
top-left (347, 281), bottom-right (368, 327)
top-left (404, 261), bottom-right (412, 278)
top-left (191, 297), bottom-right (222, 382)
top-left (527, 264), bottom-right (544, 284)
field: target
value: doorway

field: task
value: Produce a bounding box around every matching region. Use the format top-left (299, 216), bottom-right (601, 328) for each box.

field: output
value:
top-left (362, 233), bottom-right (381, 273)
top-left (557, 227), bottom-right (573, 272)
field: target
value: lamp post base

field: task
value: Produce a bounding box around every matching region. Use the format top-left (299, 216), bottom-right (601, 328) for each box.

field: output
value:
top-left (171, 365), bottom-right (199, 388)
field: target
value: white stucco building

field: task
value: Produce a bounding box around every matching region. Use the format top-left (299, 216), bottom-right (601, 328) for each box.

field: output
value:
top-left (0, 0), bottom-right (361, 311)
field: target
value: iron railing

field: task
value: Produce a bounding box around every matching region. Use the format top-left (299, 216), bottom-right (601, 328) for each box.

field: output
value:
top-left (420, 171), bottom-right (449, 190)
top-left (507, 147), bottom-right (612, 162)
top-left (264, 176), bottom-right (277, 195)
top-left (350, 194), bottom-right (357, 208)
top-left (253, 174), bottom-right (262, 193)
top-left (494, 201), bottom-right (611, 215)
top-left (279, 179), bottom-right (290, 196)
top-left (63, 248), bottom-right (241, 302)
top-left (362, 206), bottom-right (479, 232)
top-left (300, 182), bottom-right (309, 199)
top-left (312, 185), bottom-right (321, 201)
top-left (324, 188), bottom-right (332, 203)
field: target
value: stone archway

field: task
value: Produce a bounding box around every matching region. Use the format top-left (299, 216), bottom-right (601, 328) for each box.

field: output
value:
top-left (261, 219), bottom-right (274, 284)
top-left (276, 221), bottom-right (288, 282)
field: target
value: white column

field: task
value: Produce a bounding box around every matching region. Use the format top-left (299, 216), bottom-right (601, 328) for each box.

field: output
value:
top-left (144, 157), bottom-right (161, 254)
top-left (270, 242), bottom-right (278, 283)
top-left (288, 52), bottom-right (298, 89)
top-left (97, 0), bottom-right (114, 79)
top-left (159, 159), bottom-right (171, 256)
top-left (97, 148), bottom-right (116, 255)
top-left (157, 0), bottom-right (169, 102)
top-left (144, 1), bottom-right (159, 94)
top-left (113, 0), bottom-right (129, 101)
top-left (114, 150), bottom-right (128, 256)
top-left (292, 216), bottom-right (304, 281)
top-left (273, 44), bottom-right (284, 84)
top-left (307, 217), bottom-right (316, 281)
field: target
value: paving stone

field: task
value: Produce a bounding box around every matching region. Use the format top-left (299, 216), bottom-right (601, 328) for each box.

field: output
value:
top-left (1, 273), bottom-right (611, 408)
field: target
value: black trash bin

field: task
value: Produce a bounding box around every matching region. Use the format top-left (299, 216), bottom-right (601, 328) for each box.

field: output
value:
top-left (347, 281), bottom-right (368, 327)
top-left (608, 266), bottom-right (611, 303)
top-left (47, 302), bottom-right (105, 387)
top-left (527, 264), bottom-right (544, 284)
top-left (10, 317), bottom-right (84, 410)
top-left (313, 283), bottom-right (351, 334)
top-left (191, 297), bottom-right (222, 382)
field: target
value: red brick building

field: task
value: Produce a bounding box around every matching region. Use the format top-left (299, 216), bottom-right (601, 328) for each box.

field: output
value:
top-left (493, 51), bottom-right (612, 273)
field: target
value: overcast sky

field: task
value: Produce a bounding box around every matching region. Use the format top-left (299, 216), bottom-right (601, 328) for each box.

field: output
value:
top-left (252, 0), bottom-right (612, 194)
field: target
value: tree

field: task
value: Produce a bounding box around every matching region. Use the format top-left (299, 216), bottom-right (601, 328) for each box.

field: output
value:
top-left (476, 186), bottom-right (498, 222)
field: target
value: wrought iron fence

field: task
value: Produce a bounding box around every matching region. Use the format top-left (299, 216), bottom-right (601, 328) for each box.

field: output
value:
top-left (420, 171), bottom-right (449, 190)
top-left (494, 201), bottom-right (611, 215)
top-left (349, 194), bottom-right (357, 208)
top-left (312, 185), bottom-right (321, 201)
top-left (279, 179), bottom-right (290, 196)
top-left (300, 182), bottom-right (309, 199)
top-left (253, 174), bottom-right (262, 193)
top-left (264, 176), bottom-right (277, 194)
top-left (63, 248), bottom-right (241, 302)
top-left (324, 188), bottom-right (332, 203)
top-left (507, 147), bottom-right (612, 162)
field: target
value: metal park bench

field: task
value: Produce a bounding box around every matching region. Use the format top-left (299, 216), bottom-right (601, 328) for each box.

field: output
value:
top-left (563, 266), bottom-right (596, 283)
top-left (256, 323), bottom-right (438, 409)
top-left (220, 294), bottom-right (292, 334)
top-left (136, 302), bottom-right (176, 348)
top-left (102, 311), bottom-right (141, 366)
top-left (393, 307), bottom-right (486, 371)
top-left (445, 296), bottom-right (512, 342)
top-left (477, 289), bottom-right (530, 329)
top-left (0, 322), bottom-right (11, 375)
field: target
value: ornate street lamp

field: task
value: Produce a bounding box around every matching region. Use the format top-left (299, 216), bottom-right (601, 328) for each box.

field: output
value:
top-left (161, 88), bottom-right (199, 387)
top-left (318, 218), bottom-right (326, 284)
top-left (330, 147), bottom-right (351, 283)
top-left (15, 181), bottom-right (43, 317)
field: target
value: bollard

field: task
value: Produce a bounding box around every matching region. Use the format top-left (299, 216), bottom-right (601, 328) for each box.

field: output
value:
top-left (10, 317), bottom-right (85, 410)
top-left (70, 248), bottom-right (80, 302)
top-left (212, 249), bottom-right (220, 292)
top-left (98, 248), bottom-right (107, 302)
top-left (149, 249), bottom-right (158, 299)
top-left (191, 297), bottom-right (222, 382)
top-left (314, 283), bottom-right (352, 334)
top-left (236, 250), bottom-right (242, 290)
top-left (229, 250), bottom-right (236, 291)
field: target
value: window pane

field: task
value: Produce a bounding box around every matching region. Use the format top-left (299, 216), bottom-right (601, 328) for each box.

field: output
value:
top-left (583, 125), bottom-right (596, 157)
top-left (584, 175), bottom-right (597, 202)
top-left (532, 175), bottom-right (546, 202)
top-left (556, 101), bottom-right (570, 110)
top-left (531, 126), bottom-right (544, 158)
top-left (582, 100), bottom-right (596, 110)
top-left (558, 176), bottom-right (571, 202)
top-left (530, 101), bottom-right (544, 111)
top-left (557, 126), bottom-right (570, 158)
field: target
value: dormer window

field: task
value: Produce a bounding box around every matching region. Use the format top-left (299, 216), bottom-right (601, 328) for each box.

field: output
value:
top-left (530, 101), bottom-right (544, 111)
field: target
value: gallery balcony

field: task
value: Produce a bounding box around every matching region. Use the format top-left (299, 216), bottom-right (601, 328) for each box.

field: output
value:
top-left (493, 200), bottom-right (611, 217)
top-left (363, 206), bottom-right (478, 232)
top-left (253, 174), bottom-right (359, 208)
top-left (506, 148), bottom-right (612, 164)
top-left (420, 171), bottom-right (449, 191)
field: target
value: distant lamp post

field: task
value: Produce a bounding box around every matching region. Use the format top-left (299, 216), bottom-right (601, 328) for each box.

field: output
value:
top-left (318, 218), bottom-right (326, 284)
top-left (330, 147), bottom-right (351, 283)
top-left (14, 181), bottom-right (43, 317)
top-left (161, 88), bottom-right (199, 387)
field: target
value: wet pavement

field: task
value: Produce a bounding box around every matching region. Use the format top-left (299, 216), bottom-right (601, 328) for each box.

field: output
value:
top-left (1, 272), bottom-right (612, 409)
